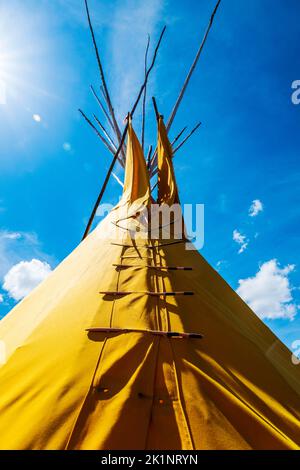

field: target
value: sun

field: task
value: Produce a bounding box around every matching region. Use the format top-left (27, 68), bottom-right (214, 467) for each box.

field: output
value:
top-left (0, 3), bottom-right (54, 119)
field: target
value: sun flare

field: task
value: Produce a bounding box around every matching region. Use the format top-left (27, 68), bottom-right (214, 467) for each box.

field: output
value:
top-left (0, 4), bottom-right (54, 120)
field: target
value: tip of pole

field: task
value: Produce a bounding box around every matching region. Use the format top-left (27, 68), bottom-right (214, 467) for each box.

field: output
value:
top-left (124, 112), bottom-right (131, 124)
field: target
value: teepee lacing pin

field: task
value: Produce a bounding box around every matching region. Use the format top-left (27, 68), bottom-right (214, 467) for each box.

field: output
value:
top-left (113, 264), bottom-right (192, 271)
top-left (99, 291), bottom-right (194, 296)
top-left (86, 327), bottom-right (203, 339)
top-left (110, 240), bottom-right (188, 249)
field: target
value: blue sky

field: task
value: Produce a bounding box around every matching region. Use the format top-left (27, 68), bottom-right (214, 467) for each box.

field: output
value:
top-left (0, 0), bottom-right (299, 352)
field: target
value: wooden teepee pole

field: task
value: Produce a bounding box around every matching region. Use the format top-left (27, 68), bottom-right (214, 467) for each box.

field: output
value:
top-left (82, 26), bottom-right (166, 240)
top-left (141, 35), bottom-right (150, 152)
top-left (173, 122), bottom-right (201, 154)
top-left (152, 96), bottom-right (160, 122)
top-left (79, 109), bottom-right (117, 157)
top-left (171, 126), bottom-right (187, 146)
top-left (90, 85), bottom-right (115, 134)
top-left (82, 121), bottom-right (129, 241)
top-left (131, 27), bottom-right (166, 116)
top-left (93, 114), bottom-right (118, 151)
top-left (146, 145), bottom-right (152, 170)
top-left (166, 0), bottom-right (221, 132)
top-left (84, 0), bottom-right (124, 157)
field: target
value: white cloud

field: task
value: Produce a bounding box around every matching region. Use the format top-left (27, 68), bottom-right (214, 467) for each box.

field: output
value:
top-left (233, 229), bottom-right (248, 254)
top-left (249, 199), bottom-right (263, 217)
top-left (2, 232), bottom-right (21, 240)
top-left (32, 114), bottom-right (41, 123)
top-left (0, 294), bottom-right (3, 303)
top-left (237, 259), bottom-right (298, 320)
top-left (3, 259), bottom-right (52, 301)
top-left (216, 260), bottom-right (228, 271)
top-left (63, 142), bottom-right (72, 152)
top-left (0, 230), bottom-right (55, 281)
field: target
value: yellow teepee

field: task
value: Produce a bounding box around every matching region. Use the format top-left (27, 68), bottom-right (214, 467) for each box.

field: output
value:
top-left (0, 120), bottom-right (299, 450)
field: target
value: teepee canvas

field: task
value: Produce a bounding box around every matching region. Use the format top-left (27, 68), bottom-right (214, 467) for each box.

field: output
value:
top-left (0, 118), bottom-right (299, 450)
